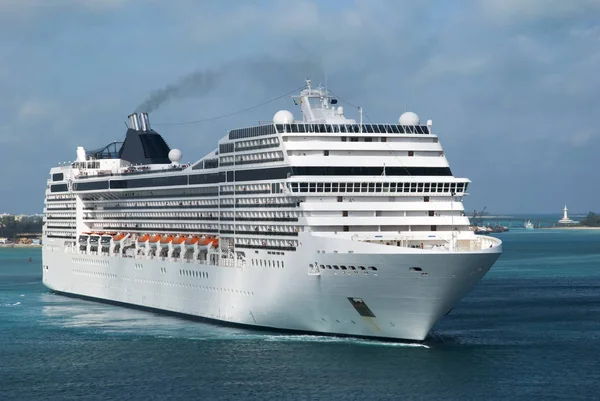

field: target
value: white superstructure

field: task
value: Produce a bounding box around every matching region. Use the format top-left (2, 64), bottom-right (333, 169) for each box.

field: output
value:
top-left (42, 81), bottom-right (502, 341)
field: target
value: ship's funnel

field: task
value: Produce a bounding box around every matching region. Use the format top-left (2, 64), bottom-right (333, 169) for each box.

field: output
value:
top-left (139, 112), bottom-right (150, 131)
top-left (127, 113), bottom-right (140, 130)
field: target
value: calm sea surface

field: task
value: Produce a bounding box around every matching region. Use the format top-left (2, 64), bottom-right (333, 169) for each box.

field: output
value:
top-left (1, 229), bottom-right (600, 400)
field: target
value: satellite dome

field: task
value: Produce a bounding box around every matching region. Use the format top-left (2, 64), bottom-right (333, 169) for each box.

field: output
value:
top-left (273, 110), bottom-right (294, 124)
top-left (399, 111), bottom-right (420, 125)
top-left (168, 149), bottom-right (182, 164)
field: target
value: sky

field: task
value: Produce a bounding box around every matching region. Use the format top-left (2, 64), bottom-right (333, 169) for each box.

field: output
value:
top-left (0, 0), bottom-right (599, 215)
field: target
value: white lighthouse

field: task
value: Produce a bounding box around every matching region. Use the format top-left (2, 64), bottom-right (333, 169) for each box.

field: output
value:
top-left (558, 203), bottom-right (574, 224)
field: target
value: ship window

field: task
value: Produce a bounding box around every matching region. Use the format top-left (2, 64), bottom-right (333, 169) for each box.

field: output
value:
top-left (332, 125), bottom-right (339, 133)
top-left (376, 183), bottom-right (382, 191)
top-left (377, 125), bottom-right (386, 132)
top-left (444, 183), bottom-right (450, 192)
top-left (325, 183), bottom-right (331, 192)
top-left (365, 125), bottom-right (374, 133)
top-left (275, 124), bottom-right (283, 132)
top-left (429, 211), bottom-right (435, 216)
top-left (52, 173), bottom-right (64, 182)
top-left (350, 137), bottom-right (359, 142)
top-left (410, 183), bottom-right (417, 192)
top-left (333, 265), bottom-right (339, 270)
top-left (391, 125), bottom-right (399, 133)
top-left (431, 225), bottom-right (437, 231)
top-left (381, 137), bottom-right (387, 142)
top-left (343, 226), bottom-right (349, 232)
top-left (369, 266), bottom-right (377, 271)
top-left (298, 124), bottom-right (306, 133)
top-left (339, 125), bottom-right (346, 133)
top-left (343, 211), bottom-right (348, 217)
top-left (325, 125), bottom-right (332, 133)
top-left (410, 267), bottom-right (422, 272)
top-left (324, 150), bottom-right (329, 156)
top-left (318, 124), bottom-right (326, 132)
top-left (418, 183), bottom-right (424, 192)
top-left (300, 183), bottom-right (308, 192)
top-left (349, 266), bottom-right (356, 270)
top-left (408, 151), bottom-right (414, 157)
top-left (368, 183), bottom-right (375, 192)
top-left (424, 196), bottom-right (430, 202)
top-left (359, 266), bottom-right (366, 270)
top-left (340, 265), bottom-right (347, 270)
top-left (341, 136), bottom-right (347, 142)
top-left (424, 183), bottom-right (430, 192)
top-left (339, 184), bottom-right (346, 193)
top-left (345, 125), bottom-right (354, 133)
top-left (309, 183), bottom-right (316, 192)
top-left (332, 183), bottom-right (339, 192)
top-left (364, 137), bottom-right (372, 142)
top-left (291, 124), bottom-right (298, 133)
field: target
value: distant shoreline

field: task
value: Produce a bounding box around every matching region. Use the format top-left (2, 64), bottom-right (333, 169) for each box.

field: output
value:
top-left (539, 226), bottom-right (600, 230)
top-left (0, 244), bottom-right (42, 248)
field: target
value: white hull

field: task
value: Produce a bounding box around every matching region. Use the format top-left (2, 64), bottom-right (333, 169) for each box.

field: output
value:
top-left (42, 234), bottom-right (501, 341)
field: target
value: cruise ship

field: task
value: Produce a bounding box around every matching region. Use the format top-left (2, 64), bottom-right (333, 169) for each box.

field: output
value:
top-left (42, 81), bottom-right (502, 341)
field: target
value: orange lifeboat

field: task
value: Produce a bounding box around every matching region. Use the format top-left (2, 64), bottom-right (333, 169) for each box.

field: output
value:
top-left (160, 235), bottom-right (174, 244)
top-left (184, 236), bottom-right (199, 246)
top-left (210, 238), bottom-right (219, 247)
top-left (113, 233), bottom-right (127, 241)
top-left (172, 236), bottom-right (186, 245)
top-left (137, 234), bottom-right (150, 243)
top-left (198, 237), bottom-right (211, 246)
top-left (149, 235), bottom-right (162, 243)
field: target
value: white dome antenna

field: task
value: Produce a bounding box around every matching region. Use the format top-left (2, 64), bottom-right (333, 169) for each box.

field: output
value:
top-left (399, 111), bottom-right (420, 126)
top-left (336, 106), bottom-right (344, 116)
top-left (273, 110), bottom-right (294, 124)
top-left (168, 149), bottom-right (182, 165)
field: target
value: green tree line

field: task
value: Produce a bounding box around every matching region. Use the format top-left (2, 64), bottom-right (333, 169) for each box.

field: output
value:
top-left (581, 212), bottom-right (600, 227)
top-left (0, 215), bottom-right (43, 238)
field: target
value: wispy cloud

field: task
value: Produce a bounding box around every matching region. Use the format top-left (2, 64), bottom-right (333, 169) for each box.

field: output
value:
top-left (0, 0), bottom-right (598, 214)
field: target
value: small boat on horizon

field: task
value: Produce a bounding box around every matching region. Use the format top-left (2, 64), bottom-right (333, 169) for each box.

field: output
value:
top-left (524, 220), bottom-right (534, 230)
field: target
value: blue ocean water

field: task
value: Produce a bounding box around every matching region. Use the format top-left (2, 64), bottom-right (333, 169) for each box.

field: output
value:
top-left (1, 230), bottom-right (600, 400)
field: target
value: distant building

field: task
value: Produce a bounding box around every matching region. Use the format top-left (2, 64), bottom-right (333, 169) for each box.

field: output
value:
top-left (558, 204), bottom-right (575, 224)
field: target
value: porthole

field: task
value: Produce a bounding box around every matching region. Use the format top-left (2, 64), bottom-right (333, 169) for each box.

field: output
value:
top-left (369, 266), bottom-right (378, 271)
top-left (359, 266), bottom-right (366, 270)
top-left (349, 266), bottom-right (356, 270)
